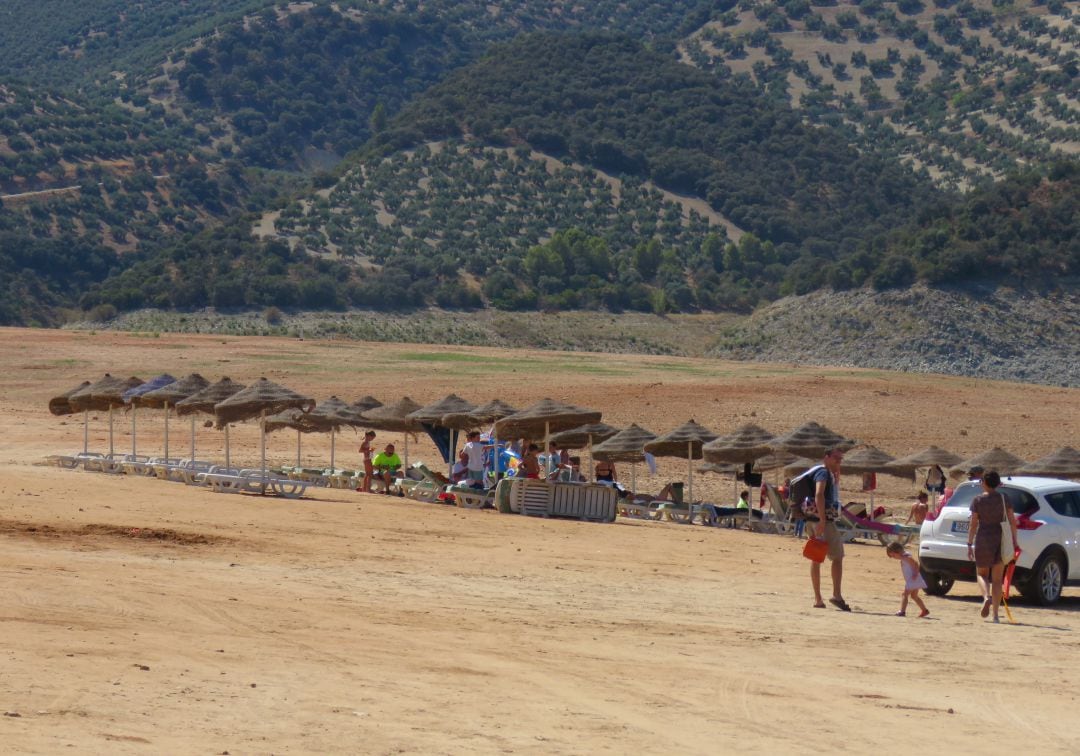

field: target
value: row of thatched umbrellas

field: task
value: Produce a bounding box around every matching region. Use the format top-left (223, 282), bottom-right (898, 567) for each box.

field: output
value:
top-left (50, 375), bottom-right (1080, 494)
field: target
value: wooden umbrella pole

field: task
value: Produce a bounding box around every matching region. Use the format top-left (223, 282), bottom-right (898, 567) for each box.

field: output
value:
top-left (190, 415), bottom-right (196, 463)
top-left (330, 426), bottom-right (336, 472)
top-left (404, 433), bottom-right (409, 473)
top-left (131, 404), bottom-right (137, 457)
top-left (296, 429), bottom-right (301, 468)
top-left (108, 405), bottom-right (115, 456)
top-left (260, 410), bottom-right (267, 492)
top-left (83, 409), bottom-right (89, 454)
top-left (631, 463), bottom-right (637, 496)
top-left (687, 440), bottom-right (694, 505)
top-left (587, 435), bottom-right (594, 483)
top-left (224, 424), bottom-right (231, 469)
top-left (163, 402), bottom-right (170, 461)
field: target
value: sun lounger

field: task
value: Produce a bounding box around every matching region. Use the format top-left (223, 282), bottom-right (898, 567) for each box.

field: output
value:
top-left (838, 506), bottom-right (920, 546)
top-left (447, 484), bottom-right (494, 509)
top-left (204, 469), bottom-right (309, 499)
top-left (83, 453), bottom-right (138, 474)
top-left (46, 452), bottom-right (105, 469)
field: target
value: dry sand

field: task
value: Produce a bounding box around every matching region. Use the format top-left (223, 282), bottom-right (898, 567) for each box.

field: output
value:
top-left (2, 327), bottom-right (1079, 754)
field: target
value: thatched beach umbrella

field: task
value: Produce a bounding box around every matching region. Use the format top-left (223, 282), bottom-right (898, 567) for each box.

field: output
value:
top-left (494, 399), bottom-right (602, 455)
top-left (1016, 447), bottom-right (1080, 479)
top-left (49, 380), bottom-right (92, 453)
top-left (769, 421), bottom-right (856, 459)
top-left (352, 396), bottom-right (383, 413)
top-left (698, 462), bottom-right (740, 476)
top-left (644, 420), bottom-right (718, 504)
top-left (751, 451), bottom-right (800, 472)
top-left (175, 377), bottom-right (246, 467)
top-left (838, 445), bottom-right (901, 506)
top-left (408, 394), bottom-right (476, 477)
top-left (214, 377), bottom-right (315, 484)
top-left (550, 422), bottom-right (620, 482)
top-left (593, 423), bottom-right (657, 494)
top-left (442, 399), bottom-right (521, 478)
top-left (303, 396), bottom-right (366, 471)
top-left (139, 373), bottom-right (210, 462)
top-left (887, 446), bottom-right (963, 510)
top-left (703, 424), bottom-right (776, 465)
top-left (360, 397), bottom-right (424, 470)
top-left (783, 457), bottom-right (818, 477)
top-left (949, 448), bottom-right (1027, 480)
top-left (122, 374), bottom-right (176, 457)
top-left (69, 374), bottom-right (144, 456)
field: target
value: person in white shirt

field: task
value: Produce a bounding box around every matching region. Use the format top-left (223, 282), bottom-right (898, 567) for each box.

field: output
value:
top-left (463, 431), bottom-right (487, 489)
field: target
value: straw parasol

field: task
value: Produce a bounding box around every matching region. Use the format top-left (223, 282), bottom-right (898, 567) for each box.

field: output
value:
top-left (698, 462), bottom-right (740, 476)
top-left (69, 374), bottom-right (144, 456)
top-left (783, 457), bottom-right (819, 477)
top-left (360, 397), bottom-right (424, 469)
top-left (949, 448), bottom-right (1028, 480)
top-left (839, 445), bottom-right (902, 506)
top-left (550, 422), bottom-right (620, 483)
top-left (302, 396), bottom-right (366, 470)
top-left (49, 380), bottom-right (92, 453)
top-left (175, 377), bottom-right (246, 467)
top-left (442, 399), bottom-right (521, 479)
top-left (352, 395), bottom-right (383, 413)
top-left (264, 407), bottom-right (317, 467)
top-left (886, 446), bottom-right (964, 475)
top-left (644, 419), bottom-right (718, 504)
top-left (702, 424), bottom-right (776, 464)
top-left (214, 378), bottom-right (315, 484)
top-left (593, 423), bottom-right (657, 493)
top-left (408, 394), bottom-right (476, 476)
top-left (1016, 447), bottom-right (1080, 479)
top-left (122, 374), bottom-right (176, 457)
top-left (494, 399), bottom-right (602, 449)
top-left (751, 451), bottom-right (800, 472)
top-left (139, 373), bottom-right (211, 462)
top-left (769, 421), bottom-right (856, 459)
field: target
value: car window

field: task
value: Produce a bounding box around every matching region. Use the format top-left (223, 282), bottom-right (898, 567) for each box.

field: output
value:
top-left (1045, 491), bottom-right (1080, 518)
top-left (999, 486), bottom-right (1039, 516)
top-left (945, 483), bottom-right (980, 509)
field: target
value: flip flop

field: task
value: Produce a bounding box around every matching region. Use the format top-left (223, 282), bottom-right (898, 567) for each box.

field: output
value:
top-left (829, 598), bottom-right (852, 612)
top-left (813, 602), bottom-right (826, 609)
top-left (980, 599), bottom-right (991, 618)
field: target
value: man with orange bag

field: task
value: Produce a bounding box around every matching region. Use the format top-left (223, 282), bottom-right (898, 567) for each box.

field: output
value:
top-left (809, 447), bottom-right (851, 611)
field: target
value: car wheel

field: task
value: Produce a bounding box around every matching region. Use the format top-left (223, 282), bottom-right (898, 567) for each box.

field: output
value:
top-left (1020, 551), bottom-right (1065, 606)
top-left (921, 569), bottom-right (954, 596)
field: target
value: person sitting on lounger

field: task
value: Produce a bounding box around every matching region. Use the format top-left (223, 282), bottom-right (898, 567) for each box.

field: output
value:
top-left (371, 444), bottom-right (403, 494)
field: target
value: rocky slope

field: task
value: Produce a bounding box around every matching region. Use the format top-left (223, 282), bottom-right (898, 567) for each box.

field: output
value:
top-left (707, 283), bottom-right (1080, 387)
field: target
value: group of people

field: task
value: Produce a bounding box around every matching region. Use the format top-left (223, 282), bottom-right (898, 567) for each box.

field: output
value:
top-left (802, 448), bottom-right (1017, 623)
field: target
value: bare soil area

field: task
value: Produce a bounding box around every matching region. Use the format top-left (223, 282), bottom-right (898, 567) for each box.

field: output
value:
top-left (2, 327), bottom-right (1079, 753)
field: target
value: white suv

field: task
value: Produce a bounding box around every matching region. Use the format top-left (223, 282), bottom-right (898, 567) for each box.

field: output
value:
top-left (918, 476), bottom-right (1080, 606)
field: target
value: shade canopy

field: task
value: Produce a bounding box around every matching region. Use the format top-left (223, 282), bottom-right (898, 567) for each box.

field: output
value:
top-left (137, 373), bottom-right (210, 409)
top-left (591, 424), bottom-right (657, 463)
top-left (441, 399), bottom-right (520, 431)
top-left (840, 446), bottom-right (900, 476)
top-left (351, 395), bottom-right (383, 413)
top-left (123, 374), bottom-right (176, 404)
top-left (643, 419), bottom-right (717, 459)
top-left (175, 378), bottom-right (246, 416)
top-left (493, 399), bottom-right (602, 440)
top-left (783, 457), bottom-right (820, 476)
top-left (360, 396), bottom-right (425, 432)
top-left (69, 374), bottom-right (144, 412)
top-left (1016, 447), bottom-right (1080, 478)
top-left (949, 448), bottom-right (1028, 479)
top-left (303, 396), bottom-right (367, 432)
top-left (264, 408), bottom-right (317, 434)
top-left (769, 421), bottom-right (855, 458)
top-left (751, 451), bottom-right (800, 471)
top-left (698, 462), bottom-right (741, 476)
top-left (702, 423), bottom-right (776, 464)
top-left (887, 445), bottom-right (964, 474)
top-left (49, 381), bottom-right (92, 416)
top-left (213, 377), bottom-right (315, 427)
top-left (407, 394), bottom-right (476, 426)
top-left (550, 423), bottom-right (621, 449)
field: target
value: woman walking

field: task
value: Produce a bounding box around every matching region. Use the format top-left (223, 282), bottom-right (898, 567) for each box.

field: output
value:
top-left (967, 470), bottom-right (1019, 623)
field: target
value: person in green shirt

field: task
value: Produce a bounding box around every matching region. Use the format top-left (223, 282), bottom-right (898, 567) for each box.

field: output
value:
top-left (371, 443), bottom-right (403, 494)
top-left (736, 489), bottom-right (750, 510)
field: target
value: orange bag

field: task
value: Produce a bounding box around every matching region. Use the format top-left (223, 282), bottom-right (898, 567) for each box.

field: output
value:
top-left (803, 537), bottom-right (828, 563)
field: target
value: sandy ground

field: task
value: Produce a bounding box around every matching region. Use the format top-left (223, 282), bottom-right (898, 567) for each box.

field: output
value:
top-left (2, 327), bottom-right (1079, 754)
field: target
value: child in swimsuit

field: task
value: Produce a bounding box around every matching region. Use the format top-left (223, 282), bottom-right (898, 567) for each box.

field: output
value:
top-left (886, 541), bottom-right (929, 618)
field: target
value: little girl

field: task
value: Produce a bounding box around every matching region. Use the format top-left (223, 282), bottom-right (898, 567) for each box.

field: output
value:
top-left (886, 541), bottom-right (929, 618)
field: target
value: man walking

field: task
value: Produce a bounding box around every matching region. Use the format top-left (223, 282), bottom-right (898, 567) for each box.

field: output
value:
top-left (810, 447), bottom-right (850, 611)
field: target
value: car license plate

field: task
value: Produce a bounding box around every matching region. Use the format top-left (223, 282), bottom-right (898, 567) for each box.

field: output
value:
top-left (951, 521), bottom-right (970, 534)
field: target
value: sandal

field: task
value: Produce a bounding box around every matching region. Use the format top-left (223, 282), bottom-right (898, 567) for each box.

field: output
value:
top-left (980, 599), bottom-right (991, 618)
top-left (829, 597), bottom-right (852, 612)
top-left (813, 602), bottom-right (826, 609)
top-left (918, 609), bottom-right (930, 618)
top-left (895, 611), bottom-right (906, 617)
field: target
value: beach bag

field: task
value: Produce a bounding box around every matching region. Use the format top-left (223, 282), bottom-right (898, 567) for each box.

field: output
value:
top-left (1000, 520), bottom-right (1015, 564)
top-left (803, 537), bottom-right (828, 563)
